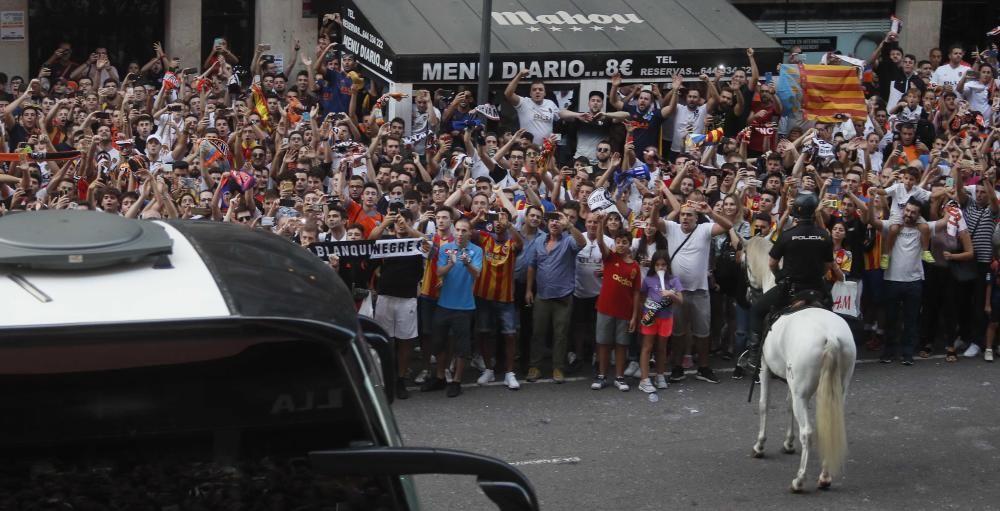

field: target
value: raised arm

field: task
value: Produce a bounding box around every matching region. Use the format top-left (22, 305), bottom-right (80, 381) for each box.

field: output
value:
top-left (608, 73), bottom-right (624, 111)
top-left (660, 74), bottom-right (683, 118)
top-left (594, 211), bottom-right (611, 258)
top-left (3, 80), bottom-right (37, 129)
top-left (594, 152), bottom-right (621, 189)
top-left (505, 69), bottom-right (529, 107)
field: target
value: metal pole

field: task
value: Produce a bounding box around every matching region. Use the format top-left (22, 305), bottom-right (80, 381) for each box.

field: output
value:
top-left (477, 0), bottom-right (492, 104)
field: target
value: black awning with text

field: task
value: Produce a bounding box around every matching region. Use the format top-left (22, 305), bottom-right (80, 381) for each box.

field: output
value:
top-left (340, 0), bottom-right (783, 83)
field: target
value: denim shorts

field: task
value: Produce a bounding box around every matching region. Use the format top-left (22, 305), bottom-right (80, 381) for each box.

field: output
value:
top-left (475, 298), bottom-right (518, 335)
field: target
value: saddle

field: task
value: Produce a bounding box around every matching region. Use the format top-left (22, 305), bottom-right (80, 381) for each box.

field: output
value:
top-left (763, 289), bottom-right (829, 334)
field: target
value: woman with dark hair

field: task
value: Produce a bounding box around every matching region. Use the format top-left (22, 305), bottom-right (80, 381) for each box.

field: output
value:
top-left (603, 210), bottom-right (627, 239)
top-left (631, 223), bottom-right (668, 276)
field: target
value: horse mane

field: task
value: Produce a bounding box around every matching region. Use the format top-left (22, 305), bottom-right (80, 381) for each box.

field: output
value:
top-left (743, 236), bottom-right (776, 293)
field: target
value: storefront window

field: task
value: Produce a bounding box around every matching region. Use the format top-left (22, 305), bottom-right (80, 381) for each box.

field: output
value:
top-left (28, 0), bottom-right (165, 77)
top-left (202, 0), bottom-right (255, 68)
top-left (939, 1), bottom-right (1000, 52)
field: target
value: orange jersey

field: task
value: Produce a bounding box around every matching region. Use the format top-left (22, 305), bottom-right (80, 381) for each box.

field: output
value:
top-left (474, 234), bottom-right (516, 303)
top-left (347, 201), bottom-right (383, 238)
top-left (419, 233), bottom-right (454, 299)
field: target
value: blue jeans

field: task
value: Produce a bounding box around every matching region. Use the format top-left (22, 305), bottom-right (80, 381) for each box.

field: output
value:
top-left (733, 303), bottom-right (750, 354)
top-left (883, 280), bottom-right (922, 358)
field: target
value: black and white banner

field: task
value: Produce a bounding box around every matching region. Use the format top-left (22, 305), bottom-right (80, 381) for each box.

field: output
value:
top-left (308, 238), bottom-right (424, 261)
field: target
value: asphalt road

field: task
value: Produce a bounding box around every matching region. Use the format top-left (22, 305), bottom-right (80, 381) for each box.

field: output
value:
top-left (393, 356), bottom-right (1000, 511)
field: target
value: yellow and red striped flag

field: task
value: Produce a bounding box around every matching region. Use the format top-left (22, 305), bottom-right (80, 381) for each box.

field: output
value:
top-left (250, 82), bottom-right (271, 130)
top-left (799, 64), bottom-right (867, 123)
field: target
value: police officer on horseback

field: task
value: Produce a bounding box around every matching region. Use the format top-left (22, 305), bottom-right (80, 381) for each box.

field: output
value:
top-left (741, 193), bottom-right (836, 371)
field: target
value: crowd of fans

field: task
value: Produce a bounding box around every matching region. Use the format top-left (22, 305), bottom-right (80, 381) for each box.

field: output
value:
top-left (2, 15), bottom-right (1000, 400)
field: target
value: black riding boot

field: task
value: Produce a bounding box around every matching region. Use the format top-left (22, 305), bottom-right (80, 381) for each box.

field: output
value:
top-left (741, 332), bottom-right (763, 370)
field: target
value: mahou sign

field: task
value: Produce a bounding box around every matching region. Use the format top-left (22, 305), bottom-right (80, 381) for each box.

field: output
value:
top-left (339, 1), bottom-right (782, 84)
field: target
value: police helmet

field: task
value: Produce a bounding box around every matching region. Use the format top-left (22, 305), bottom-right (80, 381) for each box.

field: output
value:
top-left (792, 193), bottom-right (819, 220)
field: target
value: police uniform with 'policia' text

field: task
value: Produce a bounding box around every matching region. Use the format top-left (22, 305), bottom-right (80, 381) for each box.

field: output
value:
top-left (743, 193), bottom-right (834, 370)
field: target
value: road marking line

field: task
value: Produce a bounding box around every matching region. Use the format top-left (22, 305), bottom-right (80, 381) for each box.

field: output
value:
top-left (510, 456), bottom-right (581, 466)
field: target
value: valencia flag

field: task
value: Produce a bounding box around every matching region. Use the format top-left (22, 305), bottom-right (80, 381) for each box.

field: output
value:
top-left (798, 64), bottom-right (867, 123)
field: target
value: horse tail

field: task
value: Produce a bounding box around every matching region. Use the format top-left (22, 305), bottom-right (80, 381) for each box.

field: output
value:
top-left (816, 337), bottom-right (848, 477)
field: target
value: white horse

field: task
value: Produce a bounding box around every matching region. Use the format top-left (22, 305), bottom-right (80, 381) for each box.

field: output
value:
top-left (743, 236), bottom-right (857, 492)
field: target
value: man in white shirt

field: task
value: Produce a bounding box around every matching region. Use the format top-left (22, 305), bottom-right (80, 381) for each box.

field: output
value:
top-left (669, 86), bottom-right (714, 154)
top-left (144, 134), bottom-right (174, 174)
top-left (505, 70), bottom-right (561, 145)
top-left (662, 197), bottom-right (731, 383)
top-left (410, 89), bottom-right (440, 157)
top-left (931, 44), bottom-right (971, 90)
top-left (870, 198), bottom-right (925, 364)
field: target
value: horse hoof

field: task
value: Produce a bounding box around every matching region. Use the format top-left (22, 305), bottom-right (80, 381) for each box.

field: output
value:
top-left (818, 479), bottom-right (832, 490)
top-left (790, 482), bottom-right (804, 493)
top-left (782, 445), bottom-right (796, 454)
top-left (752, 449), bottom-right (765, 459)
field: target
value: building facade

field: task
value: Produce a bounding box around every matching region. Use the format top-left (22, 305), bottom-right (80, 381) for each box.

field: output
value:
top-left (732, 0), bottom-right (999, 65)
top-left (0, 0), bottom-right (325, 80)
top-left (1, 1), bottom-right (990, 82)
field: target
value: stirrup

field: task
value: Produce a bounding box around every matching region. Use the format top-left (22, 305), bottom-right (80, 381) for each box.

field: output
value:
top-left (737, 350), bottom-right (758, 370)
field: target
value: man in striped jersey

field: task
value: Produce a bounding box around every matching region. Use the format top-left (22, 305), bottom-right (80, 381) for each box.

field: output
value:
top-left (472, 209), bottom-right (523, 389)
top-left (955, 168), bottom-right (999, 358)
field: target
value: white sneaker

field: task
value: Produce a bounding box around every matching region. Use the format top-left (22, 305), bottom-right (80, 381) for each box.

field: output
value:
top-left (985, 349), bottom-right (995, 362)
top-left (638, 378), bottom-right (656, 394)
top-left (445, 359), bottom-right (456, 382)
top-left (963, 343), bottom-right (981, 358)
top-left (613, 377), bottom-right (630, 391)
top-left (413, 369), bottom-right (429, 384)
top-left (477, 369), bottom-right (495, 385)
top-left (655, 374), bottom-right (669, 389)
top-left (504, 371), bottom-right (520, 390)
top-left (624, 361), bottom-right (640, 377)
top-left (567, 351), bottom-right (578, 366)
top-left (470, 354), bottom-right (486, 372)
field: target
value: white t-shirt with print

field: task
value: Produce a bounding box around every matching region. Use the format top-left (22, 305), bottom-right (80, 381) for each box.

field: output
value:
top-left (670, 104), bottom-right (707, 153)
top-left (883, 222), bottom-right (928, 282)
top-left (514, 98), bottom-right (559, 145)
top-left (576, 234), bottom-right (614, 298)
top-left (410, 106), bottom-right (441, 155)
top-left (884, 182), bottom-right (930, 221)
top-left (932, 64), bottom-right (971, 90)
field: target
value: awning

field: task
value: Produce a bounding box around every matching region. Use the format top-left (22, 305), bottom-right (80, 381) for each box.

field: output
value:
top-left (339, 0), bottom-right (783, 83)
